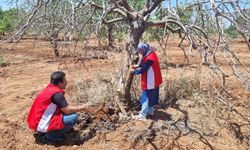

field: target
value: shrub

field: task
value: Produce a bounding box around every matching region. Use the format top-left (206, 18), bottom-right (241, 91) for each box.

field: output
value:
top-left (225, 26), bottom-right (239, 39)
top-left (162, 76), bottom-right (201, 104)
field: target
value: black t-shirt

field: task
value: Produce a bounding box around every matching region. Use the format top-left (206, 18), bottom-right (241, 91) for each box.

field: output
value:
top-left (51, 93), bottom-right (68, 109)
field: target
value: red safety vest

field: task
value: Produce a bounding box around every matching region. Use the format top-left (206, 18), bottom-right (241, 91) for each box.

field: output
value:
top-left (27, 84), bottom-right (65, 132)
top-left (141, 51), bottom-right (163, 90)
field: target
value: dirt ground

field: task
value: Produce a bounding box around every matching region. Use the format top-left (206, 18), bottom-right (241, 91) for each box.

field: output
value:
top-left (0, 37), bottom-right (249, 150)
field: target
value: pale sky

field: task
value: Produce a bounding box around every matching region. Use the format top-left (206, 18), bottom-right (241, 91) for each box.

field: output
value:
top-left (0, 0), bottom-right (14, 10)
top-left (0, 0), bottom-right (249, 11)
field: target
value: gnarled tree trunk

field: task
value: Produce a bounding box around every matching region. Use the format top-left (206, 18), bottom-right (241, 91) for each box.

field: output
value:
top-left (108, 23), bottom-right (114, 49)
top-left (120, 19), bottom-right (145, 108)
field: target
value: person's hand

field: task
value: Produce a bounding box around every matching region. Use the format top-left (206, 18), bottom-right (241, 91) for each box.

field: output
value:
top-left (130, 68), bottom-right (135, 73)
top-left (131, 65), bottom-right (139, 69)
top-left (85, 103), bottom-right (96, 108)
top-left (77, 104), bottom-right (90, 112)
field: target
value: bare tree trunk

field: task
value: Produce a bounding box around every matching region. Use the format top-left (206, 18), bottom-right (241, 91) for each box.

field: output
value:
top-left (69, 0), bottom-right (75, 41)
top-left (120, 20), bottom-right (145, 108)
top-left (108, 24), bottom-right (114, 49)
top-left (200, 47), bottom-right (208, 65)
top-left (54, 40), bottom-right (59, 57)
top-left (50, 28), bottom-right (59, 57)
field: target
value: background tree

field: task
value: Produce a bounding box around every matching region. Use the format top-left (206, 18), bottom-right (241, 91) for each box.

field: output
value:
top-left (0, 7), bottom-right (16, 37)
top-left (1, 0), bottom-right (250, 109)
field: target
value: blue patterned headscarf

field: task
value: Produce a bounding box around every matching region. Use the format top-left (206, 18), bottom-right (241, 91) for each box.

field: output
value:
top-left (136, 43), bottom-right (153, 66)
top-left (136, 42), bottom-right (152, 56)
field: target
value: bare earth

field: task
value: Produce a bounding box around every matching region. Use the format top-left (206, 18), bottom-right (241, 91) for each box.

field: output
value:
top-left (0, 38), bottom-right (249, 149)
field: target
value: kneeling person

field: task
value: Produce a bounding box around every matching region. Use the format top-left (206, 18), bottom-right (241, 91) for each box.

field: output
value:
top-left (27, 71), bottom-right (88, 142)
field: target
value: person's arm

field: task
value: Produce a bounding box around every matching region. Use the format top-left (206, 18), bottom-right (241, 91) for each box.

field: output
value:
top-left (132, 57), bottom-right (143, 69)
top-left (133, 60), bottom-right (153, 74)
top-left (61, 105), bottom-right (89, 115)
top-left (51, 93), bottom-right (89, 115)
top-left (131, 64), bottom-right (140, 69)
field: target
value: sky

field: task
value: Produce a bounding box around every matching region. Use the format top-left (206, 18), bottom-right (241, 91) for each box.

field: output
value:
top-left (0, 0), bottom-right (19, 10)
top-left (0, 0), bottom-right (14, 10)
top-left (0, 0), bottom-right (249, 11)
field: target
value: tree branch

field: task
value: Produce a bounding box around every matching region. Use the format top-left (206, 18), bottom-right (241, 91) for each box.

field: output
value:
top-left (142, 0), bottom-right (163, 16)
top-left (1, 0), bottom-right (43, 45)
top-left (146, 19), bottom-right (196, 56)
top-left (102, 18), bottom-right (124, 24)
top-left (120, 0), bottom-right (133, 12)
top-left (144, 0), bottom-right (150, 10)
top-left (90, 2), bottom-right (130, 18)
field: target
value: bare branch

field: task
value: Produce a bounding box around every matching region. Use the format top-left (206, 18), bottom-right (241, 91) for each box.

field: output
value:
top-left (144, 0), bottom-right (150, 10)
top-left (102, 18), bottom-right (124, 24)
top-left (146, 19), bottom-right (196, 56)
top-left (1, 0), bottom-right (43, 45)
top-left (142, 0), bottom-right (163, 16)
top-left (120, 0), bottom-right (133, 12)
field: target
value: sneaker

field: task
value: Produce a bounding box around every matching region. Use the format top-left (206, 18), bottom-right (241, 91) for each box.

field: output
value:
top-left (148, 111), bottom-right (154, 116)
top-left (147, 112), bottom-right (154, 119)
top-left (33, 132), bottom-right (46, 144)
top-left (132, 115), bottom-right (146, 121)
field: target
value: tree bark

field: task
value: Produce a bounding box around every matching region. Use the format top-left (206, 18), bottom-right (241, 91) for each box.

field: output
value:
top-left (120, 19), bottom-right (145, 108)
top-left (108, 23), bottom-right (114, 49)
top-left (50, 28), bottom-right (59, 57)
top-left (54, 40), bottom-right (59, 57)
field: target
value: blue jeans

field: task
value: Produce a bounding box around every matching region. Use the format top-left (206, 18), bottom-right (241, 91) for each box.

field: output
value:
top-left (139, 97), bottom-right (154, 118)
top-left (45, 113), bottom-right (78, 140)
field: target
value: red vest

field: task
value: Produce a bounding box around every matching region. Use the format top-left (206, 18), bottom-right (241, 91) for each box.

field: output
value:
top-left (27, 84), bottom-right (65, 132)
top-left (141, 51), bottom-right (163, 90)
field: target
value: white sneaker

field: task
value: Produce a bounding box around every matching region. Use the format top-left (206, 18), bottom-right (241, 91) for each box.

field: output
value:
top-left (148, 111), bottom-right (154, 116)
top-left (132, 115), bottom-right (146, 121)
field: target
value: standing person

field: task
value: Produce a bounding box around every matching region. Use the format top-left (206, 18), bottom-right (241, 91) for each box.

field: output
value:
top-left (27, 71), bottom-right (89, 142)
top-left (131, 43), bottom-right (163, 121)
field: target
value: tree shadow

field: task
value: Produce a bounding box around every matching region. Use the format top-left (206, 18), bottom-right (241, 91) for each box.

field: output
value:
top-left (171, 103), bottom-right (215, 150)
top-left (151, 100), bottom-right (216, 149)
top-left (148, 109), bottom-right (172, 121)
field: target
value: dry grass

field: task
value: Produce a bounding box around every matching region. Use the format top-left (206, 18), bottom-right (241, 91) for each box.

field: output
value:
top-left (161, 75), bottom-right (201, 104)
top-left (113, 66), bottom-right (249, 149)
top-left (70, 73), bottom-right (119, 106)
top-left (156, 71), bottom-right (250, 149)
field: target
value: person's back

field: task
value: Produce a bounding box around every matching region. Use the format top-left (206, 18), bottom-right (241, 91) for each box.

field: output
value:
top-left (28, 84), bottom-right (65, 132)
